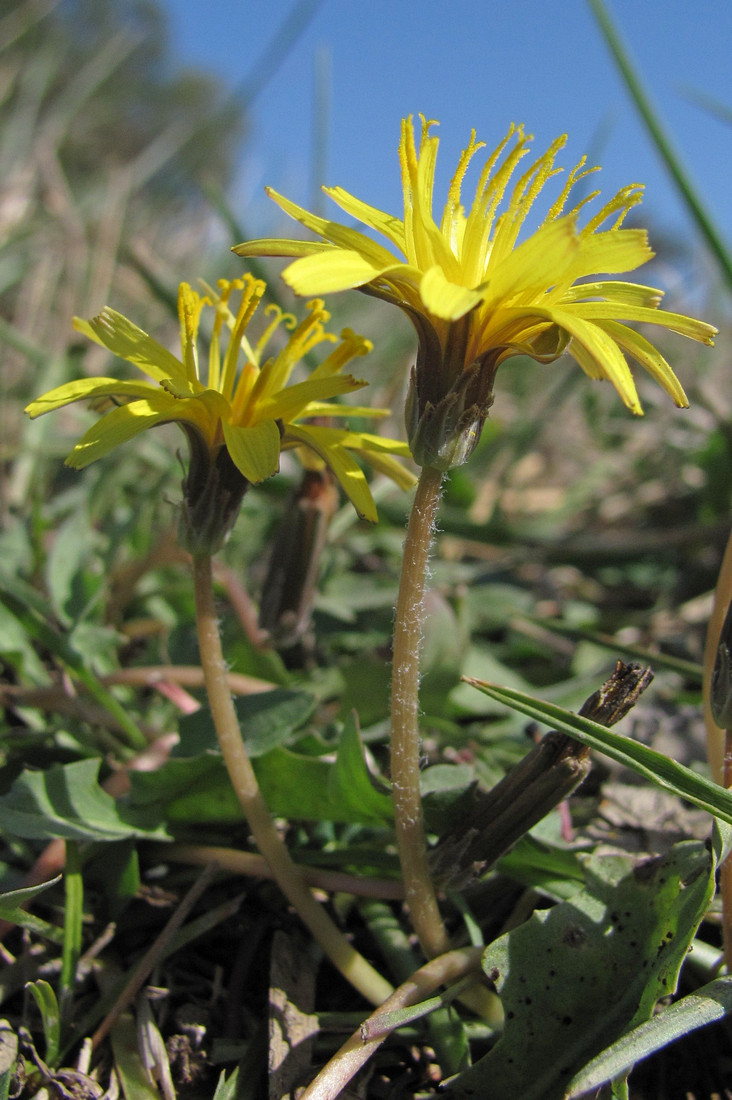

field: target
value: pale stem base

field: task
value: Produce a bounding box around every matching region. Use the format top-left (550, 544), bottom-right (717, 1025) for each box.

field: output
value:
top-left (300, 946), bottom-right (483, 1100)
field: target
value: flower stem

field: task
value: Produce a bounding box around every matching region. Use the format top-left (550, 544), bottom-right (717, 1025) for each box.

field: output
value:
top-left (722, 732), bottom-right (732, 973)
top-left (192, 553), bottom-right (393, 1006)
top-left (300, 945), bottom-right (483, 1100)
top-left (390, 464), bottom-right (451, 958)
top-left (704, 528), bottom-right (732, 782)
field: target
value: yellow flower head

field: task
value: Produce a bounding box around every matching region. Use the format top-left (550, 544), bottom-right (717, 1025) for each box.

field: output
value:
top-left (235, 116), bottom-right (717, 469)
top-left (26, 275), bottom-right (414, 549)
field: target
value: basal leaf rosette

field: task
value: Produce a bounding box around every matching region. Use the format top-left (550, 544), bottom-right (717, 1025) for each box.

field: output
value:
top-left (235, 117), bottom-right (717, 470)
top-left (26, 275), bottom-right (414, 550)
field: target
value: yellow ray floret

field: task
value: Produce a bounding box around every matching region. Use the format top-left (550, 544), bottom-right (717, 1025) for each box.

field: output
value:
top-left (235, 116), bottom-right (716, 433)
top-left (26, 275), bottom-right (414, 522)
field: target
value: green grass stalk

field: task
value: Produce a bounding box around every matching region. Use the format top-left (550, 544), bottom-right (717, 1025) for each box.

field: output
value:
top-left (60, 841), bottom-right (83, 1040)
top-left (588, 0), bottom-right (732, 290)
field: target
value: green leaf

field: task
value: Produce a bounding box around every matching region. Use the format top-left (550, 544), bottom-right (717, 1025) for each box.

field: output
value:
top-left (175, 689), bottom-right (317, 758)
top-left (566, 975), bottom-right (732, 1096)
top-left (213, 1067), bottom-right (239, 1100)
top-left (109, 1012), bottom-right (163, 1100)
top-left (256, 717), bottom-right (392, 824)
top-left (129, 755), bottom-right (239, 822)
top-left (0, 877), bottom-right (65, 943)
top-left (450, 644), bottom-right (534, 717)
top-left (420, 591), bottom-right (468, 710)
top-left (85, 840), bottom-right (141, 917)
top-left (528, 616), bottom-right (703, 681)
top-left (0, 759), bottom-right (170, 841)
top-left (255, 749), bottom-right (341, 821)
top-left (0, 599), bottom-right (50, 684)
top-left (338, 657), bottom-right (392, 726)
top-left (0, 1023), bottom-right (18, 1100)
top-left (326, 712), bottom-right (392, 823)
top-left (44, 510), bottom-right (95, 624)
top-left (446, 838), bottom-right (716, 1099)
top-left (0, 877), bottom-right (62, 915)
top-left (131, 716), bottom-right (393, 826)
top-left (465, 677), bottom-right (732, 824)
top-left (0, 583), bottom-right (147, 751)
top-left (26, 979), bottom-right (61, 1066)
top-left (421, 764), bottom-right (477, 835)
top-left (497, 835), bottom-right (587, 902)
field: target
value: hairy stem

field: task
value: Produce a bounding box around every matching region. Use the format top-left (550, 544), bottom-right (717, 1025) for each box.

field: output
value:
top-left (192, 553), bottom-right (393, 1006)
top-left (390, 464), bottom-right (451, 958)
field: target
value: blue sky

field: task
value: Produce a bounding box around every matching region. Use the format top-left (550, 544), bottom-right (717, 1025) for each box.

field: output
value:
top-left (164, 0), bottom-right (731, 264)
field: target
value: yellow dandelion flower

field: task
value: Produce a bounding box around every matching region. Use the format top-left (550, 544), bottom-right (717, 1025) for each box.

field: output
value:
top-left (235, 116), bottom-right (716, 469)
top-left (26, 275), bottom-right (414, 549)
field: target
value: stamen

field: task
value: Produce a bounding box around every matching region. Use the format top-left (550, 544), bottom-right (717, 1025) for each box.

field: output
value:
top-left (581, 184), bottom-right (644, 236)
top-left (312, 328), bottom-right (373, 377)
top-left (178, 284), bottom-right (208, 385)
top-left (545, 157), bottom-right (600, 222)
top-left (220, 275), bottom-right (266, 403)
top-left (207, 279), bottom-right (237, 391)
top-left (441, 130), bottom-right (486, 250)
top-left (490, 134), bottom-right (567, 264)
top-left (462, 126), bottom-right (532, 280)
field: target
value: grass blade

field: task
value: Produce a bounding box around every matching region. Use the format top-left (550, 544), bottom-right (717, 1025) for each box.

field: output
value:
top-left (464, 675), bottom-right (732, 823)
top-left (566, 977), bottom-right (732, 1096)
top-left (588, 0), bottom-right (732, 289)
top-left (59, 841), bottom-right (83, 1035)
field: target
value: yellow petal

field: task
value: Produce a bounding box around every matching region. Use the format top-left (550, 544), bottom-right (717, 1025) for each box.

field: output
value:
top-left (599, 320), bottom-right (689, 407)
top-left (552, 309), bottom-right (642, 412)
top-left (300, 402), bottom-right (390, 419)
top-left (25, 377), bottom-right (160, 417)
top-left (282, 250), bottom-right (392, 295)
top-left (561, 281), bottom-right (664, 308)
top-left (420, 265), bottom-right (483, 321)
top-left (258, 374), bottom-right (367, 423)
top-left (483, 216), bottom-right (578, 307)
top-left (158, 377), bottom-right (206, 399)
top-left (285, 424), bottom-right (377, 522)
top-left (302, 425), bottom-right (413, 458)
top-left (64, 398), bottom-right (178, 468)
top-left (73, 310), bottom-right (185, 383)
top-left (564, 301), bottom-right (717, 344)
top-left (353, 433), bottom-right (414, 457)
top-left (222, 418), bottom-right (281, 483)
top-left (565, 228), bottom-right (653, 282)
top-left (265, 188), bottom-right (397, 267)
top-left (354, 449), bottom-right (417, 490)
top-left (324, 186), bottom-right (407, 254)
top-left (506, 305), bottom-right (642, 412)
top-left (188, 388), bottom-right (231, 420)
top-left (233, 238), bottom-right (333, 259)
